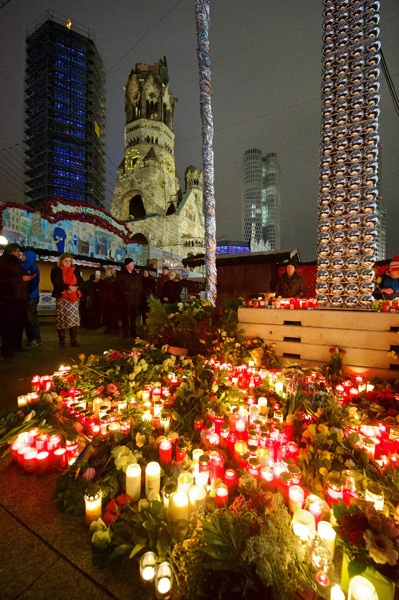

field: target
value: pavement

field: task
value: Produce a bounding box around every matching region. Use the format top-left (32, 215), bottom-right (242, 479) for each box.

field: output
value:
top-left (0, 313), bottom-right (155, 600)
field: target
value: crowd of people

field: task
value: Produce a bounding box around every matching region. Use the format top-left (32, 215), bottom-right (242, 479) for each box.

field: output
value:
top-left (0, 244), bottom-right (184, 357)
top-left (2, 244), bottom-right (399, 359)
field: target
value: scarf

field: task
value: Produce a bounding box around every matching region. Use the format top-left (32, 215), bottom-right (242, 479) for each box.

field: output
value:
top-left (61, 266), bottom-right (81, 303)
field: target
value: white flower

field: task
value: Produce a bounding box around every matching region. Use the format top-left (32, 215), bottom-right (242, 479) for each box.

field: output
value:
top-left (364, 529), bottom-right (399, 566)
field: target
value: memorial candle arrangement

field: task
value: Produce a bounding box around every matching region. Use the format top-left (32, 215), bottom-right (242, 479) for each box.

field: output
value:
top-left (11, 429), bottom-right (74, 474)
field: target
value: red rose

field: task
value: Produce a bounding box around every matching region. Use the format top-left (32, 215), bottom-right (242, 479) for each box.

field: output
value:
top-left (105, 499), bottom-right (118, 514)
top-left (102, 511), bottom-right (116, 527)
top-left (116, 494), bottom-right (130, 508)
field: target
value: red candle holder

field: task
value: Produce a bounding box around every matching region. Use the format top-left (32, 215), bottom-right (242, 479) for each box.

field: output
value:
top-left (215, 483), bottom-right (229, 508)
top-left (159, 438), bottom-right (173, 467)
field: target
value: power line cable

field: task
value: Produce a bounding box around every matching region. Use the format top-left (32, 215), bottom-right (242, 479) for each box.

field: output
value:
top-left (107, 0), bottom-right (184, 74)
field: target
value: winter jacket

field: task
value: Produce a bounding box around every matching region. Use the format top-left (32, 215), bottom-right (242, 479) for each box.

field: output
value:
top-left (51, 266), bottom-right (84, 298)
top-left (0, 252), bottom-right (27, 301)
top-left (22, 250), bottom-right (40, 300)
top-left (116, 267), bottom-right (143, 306)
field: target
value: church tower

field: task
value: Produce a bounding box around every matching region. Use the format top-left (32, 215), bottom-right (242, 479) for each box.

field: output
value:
top-left (111, 58), bottom-right (204, 257)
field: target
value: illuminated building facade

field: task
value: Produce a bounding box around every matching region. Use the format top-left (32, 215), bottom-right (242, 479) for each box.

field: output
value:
top-left (242, 149), bottom-right (281, 251)
top-left (25, 12), bottom-right (105, 208)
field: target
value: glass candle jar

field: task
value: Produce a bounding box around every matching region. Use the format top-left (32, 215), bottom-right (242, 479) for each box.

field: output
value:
top-left (84, 483), bottom-right (102, 525)
top-left (140, 550), bottom-right (157, 584)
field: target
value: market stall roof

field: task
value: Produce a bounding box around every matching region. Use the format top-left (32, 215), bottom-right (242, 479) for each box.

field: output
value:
top-left (182, 248), bottom-right (300, 268)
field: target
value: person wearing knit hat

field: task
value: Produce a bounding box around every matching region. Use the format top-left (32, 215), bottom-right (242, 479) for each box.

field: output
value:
top-left (380, 256), bottom-right (399, 299)
top-left (274, 261), bottom-right (305, 298)
top-left (116, 258), bottom-right (143, 338)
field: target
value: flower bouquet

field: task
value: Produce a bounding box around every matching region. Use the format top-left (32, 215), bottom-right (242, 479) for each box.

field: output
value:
top-left (333, 498), bottom-right (399, 600)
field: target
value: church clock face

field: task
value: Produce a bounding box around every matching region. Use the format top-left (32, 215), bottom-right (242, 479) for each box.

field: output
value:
top-left (125, 148), bottom-right (141, 170)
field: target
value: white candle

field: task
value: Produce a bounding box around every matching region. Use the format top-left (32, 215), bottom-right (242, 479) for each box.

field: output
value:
top-left (330, 584), bottom-right (345, 600)
top-left (168, 491), bottom-right (189, 522)
top-left (84, 485), bottom-right (102, 525)
top-left (288, 485), bottom-right (305, 513)
top-left (189, 484), bottom-right (206, 514)
top-left (155, 562), bottom-right (173, 598)
top-left (157, 576), bottom-right (171, 594)
top-left (126, 463), bottom-right (141, 501)
top-left (348, 576), bottom-right (378, 600)
top-left (145, 461), bottom-right (161, 500)
top-left (140, 550), bottom-right (157, 584)
top-left (177, 471), bottom-right (194, 494)
top-left (292, 509), bottom-right (315, 541)
top-left (317, 520), bottom-right (336, 559)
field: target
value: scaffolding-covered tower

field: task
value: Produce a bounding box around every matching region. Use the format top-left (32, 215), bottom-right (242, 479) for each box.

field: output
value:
top-left (316, 0), bottom-right (381, 308)
top-left (25, 12), bottom-right (106, 208)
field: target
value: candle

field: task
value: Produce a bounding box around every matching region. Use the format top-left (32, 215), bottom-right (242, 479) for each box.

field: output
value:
top-left (257, 396), bottom-right (268, 416)
top-left (224, 469), bottom-right (237, 496)
top-left (84, 484), bottom-right (102, 524)
top-left (305, 494), bottom-right (325, 522)
top-left (317, 520), bottom-right (336, 559)
top-left (215, 483), bottom-right (229, 508)
top-left (348, 576), bottom-right (378, 600)
top-left (168, 491), bottom-right (189, 523)
top-left (189, 484), bottom-right (206, 514)
top-left (159, 438), bottom-right (173, 467)
top-left (330, 584), bottom-right (345, 600)
top-left (327, 472), bottom-right (343, 505)
top-left (47, 434), bottom-right (62, 453)
top-left (362, 436), bottom-right (376, 460)
top-left (145, 461), bottom-right (161, 500)
top-left (160, 412), bottom-right (171, 433)
top-left (155, 561), bottom-right (173, 599)
top-left (177, 471), bottom-right (194, 494)
top-left (209, 451), bottom-right (225, 483)
top-left (175, 441), bottom-right (187, 463)
top-left (234, 440), bottom-right (248, 462)
top-left (92, 396), bottom-right (103, 420)
top-left (365, 483), bottom-right (384, 511)
top-left (292, 509), bottom-right (316, 541)
top-left (288, 485), bottom-right (305, 513)
top-left (23, 449), bottom-right (37, 473)
top-left (126, 463), bottom-right (141, 501)
top-left (36, 450), bottom-right (49, 475)
top-left (140, 550), bottom-right (157, 583)
top-left (53, 447), bottom-right (67, 470)
top-left (141, 389), bottom-right (151, 403)
top-left (316, 571), bottom-right (330, 587)
top-left (162, 481), bottom-right (177, 511)
top-left (192, 448), bottom-right (204, 471)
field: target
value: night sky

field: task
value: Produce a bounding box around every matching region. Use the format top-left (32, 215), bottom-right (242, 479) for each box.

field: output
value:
top-left (0, 0), bottom-right (398, 262)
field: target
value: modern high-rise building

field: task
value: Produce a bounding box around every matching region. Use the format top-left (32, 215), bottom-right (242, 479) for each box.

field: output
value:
top-left (25, 12), bottom-right (105, 208)
top-left (242, 149), bottom-right (281, 250)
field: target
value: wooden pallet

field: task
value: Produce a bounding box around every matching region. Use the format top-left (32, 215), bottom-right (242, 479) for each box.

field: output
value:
top-left (238, 307), bottom-right (399, 379)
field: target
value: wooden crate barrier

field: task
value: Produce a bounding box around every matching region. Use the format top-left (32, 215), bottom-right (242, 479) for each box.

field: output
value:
top-left (238, 307), bottom-right (399, 379)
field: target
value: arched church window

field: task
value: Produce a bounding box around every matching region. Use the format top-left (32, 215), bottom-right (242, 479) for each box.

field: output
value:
top-left (129, 194), bottom-right (146, 220)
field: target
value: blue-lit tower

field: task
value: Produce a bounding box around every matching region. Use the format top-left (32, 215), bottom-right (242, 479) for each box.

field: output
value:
top-left (25, 12), bottom-right (105, 208)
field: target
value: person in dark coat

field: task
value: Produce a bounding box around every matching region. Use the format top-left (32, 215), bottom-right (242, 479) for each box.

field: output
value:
top-left (156, 265), bottom-right (170, 298)
top-left (21, 250), bottom-right (41, 346)
top-left (161, 270), bottom-right (183, 304)
top-left (51, 253), bottom-right (84, 347)
top-left (274, 262), bottom-right (305, 298)
top-left (116, 258), bottom-right (143, 338)
top-left (100, 266), bottom-right (120, 334)
top-left (0, 243), bottom-right (35, 357)
top-left (140, 268), bottom-right (156, 326)
top-left (81, 270), bottom-right (103, 330)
